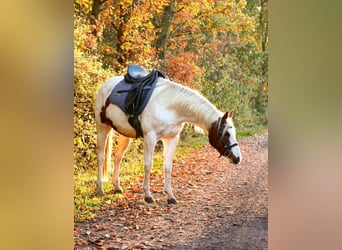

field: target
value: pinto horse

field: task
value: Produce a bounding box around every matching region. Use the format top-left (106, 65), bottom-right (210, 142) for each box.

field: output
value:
top-left (95, 76), bottom-right (242, 204)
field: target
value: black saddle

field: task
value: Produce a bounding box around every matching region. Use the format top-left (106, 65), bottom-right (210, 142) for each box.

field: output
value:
top-left (109, 64), bottom-right (168, 138)
top-left (123, 64), bottom-right (168, 114)
top-left (124, 64), bottom-right (148, 82)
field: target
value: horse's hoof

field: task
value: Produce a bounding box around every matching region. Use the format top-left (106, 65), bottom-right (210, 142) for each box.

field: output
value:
top-left (113, 189), bottom-right (123, 194)
top-left (96, 188), bottom-right (104, 195)
top-left (144, 197), bottom-right (155, 203)
top-left (167, 198), bottom-right (178, 204)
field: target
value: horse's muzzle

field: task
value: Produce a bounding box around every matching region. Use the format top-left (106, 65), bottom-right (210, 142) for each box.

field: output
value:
top-left (226, 153), bottom-right (241, 165)
top-left (232, 156), bottom-right (240, 164)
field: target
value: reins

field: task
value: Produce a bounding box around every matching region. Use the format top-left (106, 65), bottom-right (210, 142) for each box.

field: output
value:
top-left (216, 117), bottom-right (239, 158)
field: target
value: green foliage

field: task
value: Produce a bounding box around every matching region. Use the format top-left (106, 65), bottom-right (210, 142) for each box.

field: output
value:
top-left (196, 37), bottom-right (268, 131)
top-left (233, 42), bottom-right (268, 115)
top-left (197, 55), bottom-right (253, 130)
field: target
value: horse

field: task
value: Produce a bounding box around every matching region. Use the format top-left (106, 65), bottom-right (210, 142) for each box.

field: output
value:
top-left (95, 76), bottom-right (242, 204)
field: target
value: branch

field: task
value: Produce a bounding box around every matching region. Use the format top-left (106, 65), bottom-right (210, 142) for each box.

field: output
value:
top-left (112, 22), bottom-right (119, 32)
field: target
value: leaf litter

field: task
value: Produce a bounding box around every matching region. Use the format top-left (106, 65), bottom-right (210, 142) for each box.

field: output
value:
top-left (75, 132), bottom-right (268, 249)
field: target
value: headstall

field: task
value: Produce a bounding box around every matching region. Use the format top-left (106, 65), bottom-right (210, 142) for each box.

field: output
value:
top-left (217, 117), bottom-right (238, 158)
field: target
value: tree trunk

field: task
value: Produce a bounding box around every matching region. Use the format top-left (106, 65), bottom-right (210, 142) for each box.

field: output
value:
top-left (155, 0), bottom-right (175, 70)
top-left (113, 2), bottom-right (136, 71)
top-left (259, 0), bottom-right (268, 53)
top-left (90, 0), bottom-right (102, 37)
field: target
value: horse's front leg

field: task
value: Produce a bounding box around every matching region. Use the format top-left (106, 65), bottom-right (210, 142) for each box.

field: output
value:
top-left (143, 134), bottom-right (157, 203)
top-left (162, 135), bottom-right (180, 204)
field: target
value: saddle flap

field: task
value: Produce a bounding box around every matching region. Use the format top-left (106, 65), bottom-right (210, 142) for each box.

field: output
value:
top-left (110, 65), bottom-right (168, 116)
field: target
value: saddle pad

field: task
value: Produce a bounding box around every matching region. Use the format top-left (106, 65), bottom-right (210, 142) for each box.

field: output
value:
top-left (108, 79), bottom-right (156, 115)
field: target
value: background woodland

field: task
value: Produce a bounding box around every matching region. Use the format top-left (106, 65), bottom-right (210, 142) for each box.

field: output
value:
top-left (74, 0), bottom-right (268, 172)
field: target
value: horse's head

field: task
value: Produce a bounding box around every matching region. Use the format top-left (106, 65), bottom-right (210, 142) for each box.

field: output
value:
top-left (209, 111), bottom-right (242, 164)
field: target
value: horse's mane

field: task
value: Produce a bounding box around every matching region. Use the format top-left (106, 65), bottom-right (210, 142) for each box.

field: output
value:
top-left (157, 78), bottom-right (221, 129)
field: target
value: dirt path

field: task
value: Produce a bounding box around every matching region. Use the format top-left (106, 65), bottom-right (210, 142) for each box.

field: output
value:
top-left (74, 132), bottom-right (268, 249)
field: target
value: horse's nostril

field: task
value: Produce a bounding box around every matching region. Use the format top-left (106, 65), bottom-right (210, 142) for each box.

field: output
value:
top-left (235, 156), bottom-right (240, 164)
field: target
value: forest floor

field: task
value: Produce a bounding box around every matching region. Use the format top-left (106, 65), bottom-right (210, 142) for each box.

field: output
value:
top-left (74, 132), bottom-right (268, 249)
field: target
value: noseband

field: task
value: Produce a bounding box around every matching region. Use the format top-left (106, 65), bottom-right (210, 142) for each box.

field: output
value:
top-left (217, 117), bottom-right (238, 158)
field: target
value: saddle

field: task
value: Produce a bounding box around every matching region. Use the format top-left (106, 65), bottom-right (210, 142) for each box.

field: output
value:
top-left (108, 64), bottom-right (168, 138)
top-left (124, 64), bottom-right (148, 82)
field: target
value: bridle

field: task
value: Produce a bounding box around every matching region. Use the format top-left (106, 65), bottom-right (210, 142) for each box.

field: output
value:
top-left (216, 117), bottom-right (239, 158)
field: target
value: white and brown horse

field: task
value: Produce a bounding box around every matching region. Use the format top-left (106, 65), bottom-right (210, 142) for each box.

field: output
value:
top-left (95, 76), bottom-right (242, 204)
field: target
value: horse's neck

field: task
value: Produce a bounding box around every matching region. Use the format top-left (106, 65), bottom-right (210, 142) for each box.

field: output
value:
top-left (177, 101), bottom-right (220, 131)
top-left (162, 81), bottom-right (222, 131)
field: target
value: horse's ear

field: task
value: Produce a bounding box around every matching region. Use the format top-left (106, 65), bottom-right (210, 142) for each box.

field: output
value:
top-left (222, 111), bottom-right (229, 121)
top-left (228, 110), bottom-right (234, 118)
top-left (222, 111), bottom-right (234, 121)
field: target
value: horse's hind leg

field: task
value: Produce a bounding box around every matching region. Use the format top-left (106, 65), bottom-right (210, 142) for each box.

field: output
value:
top-left (162, 135), bottom-right (180, 204)
top-left (112, 134), bottom-right (130, 193)
top-left (96, 124), bottom-right (112, 194)
top-left (102, 129), bottom-right (113, 182)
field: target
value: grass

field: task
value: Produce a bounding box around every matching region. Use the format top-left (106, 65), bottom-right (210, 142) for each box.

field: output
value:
top-left (237, 126), bottom-right (267, 138)
top-left (74, 168), bottom-right (115, 222)
top-left (74, 147), bottom-right (166, 222)
top-left (74, 125), bottom-right (266, 222)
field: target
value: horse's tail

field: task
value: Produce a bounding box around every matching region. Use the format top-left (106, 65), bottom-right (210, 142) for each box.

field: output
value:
top-left (102, 129), bottom-right (113, 181)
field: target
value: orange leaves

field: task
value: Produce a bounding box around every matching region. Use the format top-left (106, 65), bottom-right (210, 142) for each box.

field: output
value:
top-left (75, 0), bottom-right (259, 80)
top-left (164, 53), bottom-right (202, 87)
top-left (76, 0), bottom-right (262, 69)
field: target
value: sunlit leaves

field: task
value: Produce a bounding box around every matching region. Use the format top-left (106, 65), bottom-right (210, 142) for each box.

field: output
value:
top-left (74, 0), bottom-right (264, 85)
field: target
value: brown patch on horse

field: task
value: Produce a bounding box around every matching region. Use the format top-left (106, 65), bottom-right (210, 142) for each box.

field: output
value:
top-left (100, 97), bottom-right (110, 123)
top-left (208, 119), bottom-right (224, 153)
top-left (100, 97), bottom-right (120, 133)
